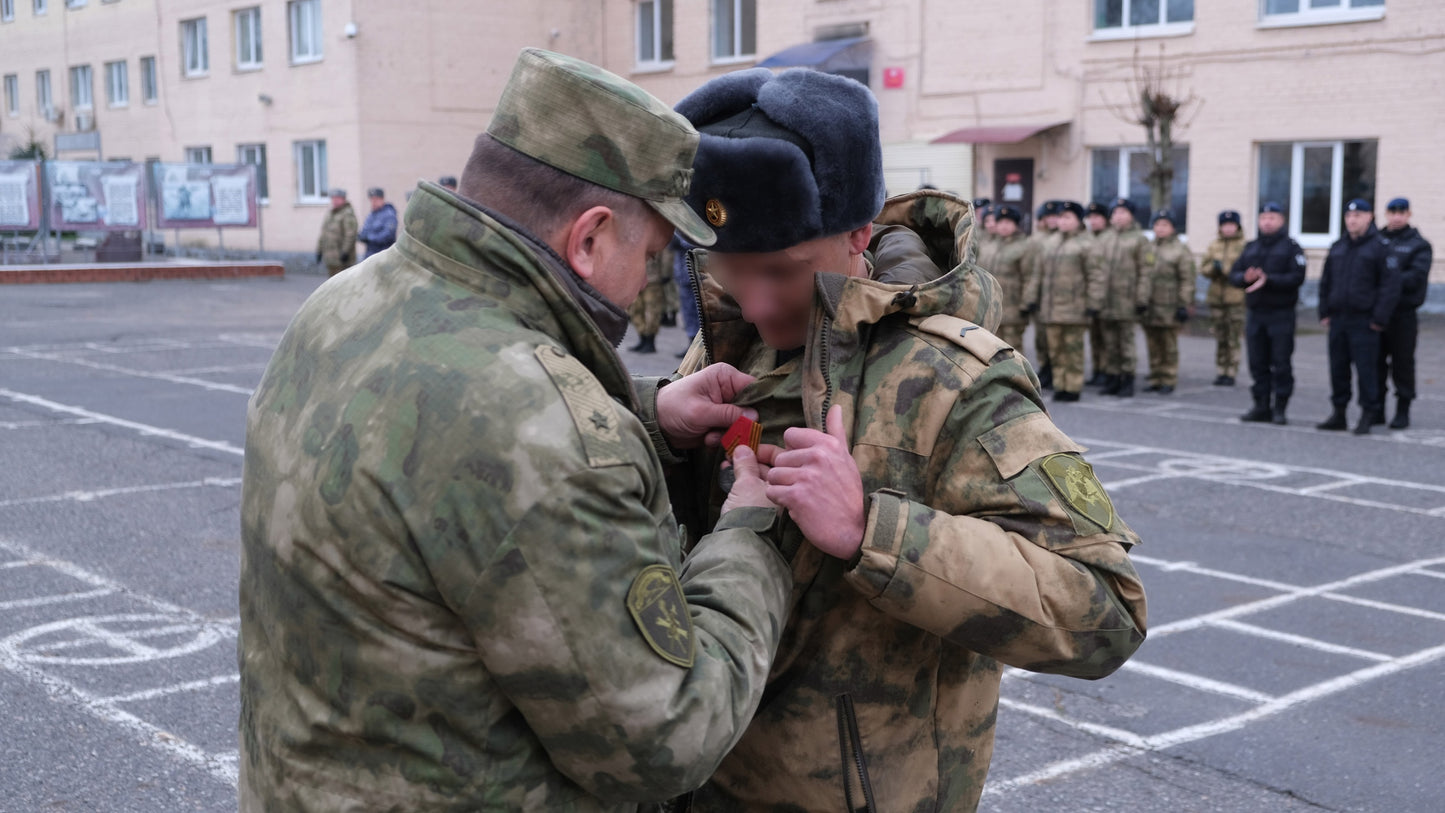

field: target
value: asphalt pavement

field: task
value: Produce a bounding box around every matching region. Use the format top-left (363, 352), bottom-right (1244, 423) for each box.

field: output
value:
top-left (1, 272), bottom-right (1441, 812)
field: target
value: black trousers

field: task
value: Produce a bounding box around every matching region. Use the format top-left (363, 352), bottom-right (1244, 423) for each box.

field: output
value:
top-left (1246, 308), bottom-right (1296, 403)
top-left (1378, 307), bottom-right (1418, 401)
top-left (1328, 315), bottom-right (1382, 412)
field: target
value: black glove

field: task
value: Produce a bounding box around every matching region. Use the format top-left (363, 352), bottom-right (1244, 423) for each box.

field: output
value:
top-left (1024, 302), bottom-right (1040, 315)
top-left (314, 252), bottom-right (322, 264)
top-left (1085, 308), bottom-right (1100, 319)
top-left (1175, 307), bottom-right (1189, 324)
top-left (1135, 304), bottom-right (1149, 317)
top-left (1211, 259), bottom-right (1223, 273)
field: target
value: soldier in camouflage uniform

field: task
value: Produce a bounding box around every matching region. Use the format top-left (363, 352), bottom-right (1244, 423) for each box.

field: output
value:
top-left (1140, 209), bottom-right (1197, 393)
top-left (627, 250), bottom-right (673, 353)
top-left (1026, 201), bottom-right (1106, 401)
top-left (1095, 198), bottom-right (1155, 397)
top-left (316, 188), bottom-right (359, 276)
top-left (644, 68), bottom-right (1146, 813)
top-left (976, 203), bottom-right (1031, 349)
top-left (239, 49), bottom-right (801, 812)
top-left (1022, 200), bottom-right (1063, 388)
top-left (1201, 209), bottom-right (1248, 385)
top-left (1084, 201), bottom-right (1110, 384)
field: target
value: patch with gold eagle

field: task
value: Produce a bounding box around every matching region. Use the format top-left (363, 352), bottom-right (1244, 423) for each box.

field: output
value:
top-left (626, 565), bottom-right (695, 668)
top-left (1039, 453), bottom-right (1115, 532)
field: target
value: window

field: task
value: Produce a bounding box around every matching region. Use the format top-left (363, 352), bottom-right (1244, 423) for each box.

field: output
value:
top-left (235, 7), bottom-right (262, 69)
top-left (182, 17), bottom-right (209, 77)
top-left (69, 64), bottom-right (93, 109)
top-left (1257, 140), bottom-right (1376, 248)
top-left (1090, 145), bottom-right (1191, 233)
top-left (64, 0), bottom-right (82, 7)
top-left (288, 0), bottom-right (323, 64)
top-left (105, 60), bottom-right (128, 107)
top-left (711, 0), bottom-right (755, 62)
top-left (237, 143), bottom-right (269, 203)
top-left (1093, 0), bottom-right (1194, 37)
top-left (140, 56), bottom-right (157, 102)
top-left (2, 0), bottom-right (15, 23)
top-left (637, 0), bottom-right (674, 67)
top-left (36, 69), bottom-right (52, 115)
top-left (1261, 0), bottom-right (1384, 26)
top-left (295, 139), bottom-right (327, 202)
top-left (184, 146), bottom-right (212, 164)
top-left (3, 75), bottom-right (17, 116)
top-left (34, 0), bottom-right (46, 13)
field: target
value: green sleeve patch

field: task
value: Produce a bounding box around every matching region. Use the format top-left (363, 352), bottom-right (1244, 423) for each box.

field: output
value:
top-left (1039, 453), bottom-right (1115, 533)
top-left (535, 345), bottom-right (626, 468)
top-left (626, 565), bottom-right (695, 668)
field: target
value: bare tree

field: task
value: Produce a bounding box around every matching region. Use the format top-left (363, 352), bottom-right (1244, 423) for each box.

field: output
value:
top-left (1107, 45), bottom-right (1199, 215)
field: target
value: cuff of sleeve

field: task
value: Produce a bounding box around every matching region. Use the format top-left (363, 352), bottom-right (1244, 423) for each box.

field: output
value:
top-left (847, 490), bottom-right (909, 599)
top-left (633, 375), bottom-right (686, 466)
top-left (716, 505), bottom-right (781, 536)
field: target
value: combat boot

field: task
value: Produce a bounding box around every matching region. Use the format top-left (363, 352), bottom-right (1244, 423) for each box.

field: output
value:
top-left (1240, 398), bottom-right (1272, 422)
top-left (628, 334), bottom-right (657, 354)
top-left (1271, 396), bottom-right (1288, 425)
top-left (1316, 406), bottom-right (1347, 431)
top-left (1037, 363), bottom-right (1054, 390)
top-left (1114, 377), bottom-right (1135, 398)
top-left (1101, 374), bottom-right (1121, 395)
top-left (1353, 410), bottom-right (1378, 435)
top-left (1390, 397), bottom-right (1411, 429)
top-left (1088, 371), bottom-right (1107, 386)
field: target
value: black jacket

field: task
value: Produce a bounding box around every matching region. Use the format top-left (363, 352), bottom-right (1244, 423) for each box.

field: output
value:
top-left (1229, 231), bottom-right (1307, 311)
top-left (1319, 224), bottom-right (1400, 326)
top-left (1379, 225), bottom-right (1433, 311)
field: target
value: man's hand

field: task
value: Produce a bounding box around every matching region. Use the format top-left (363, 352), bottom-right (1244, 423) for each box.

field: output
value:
top-left (761, 405), bottom-right (865, 560)
top-left (720, 446), bottom-right (775, 515)
top-left (1321, 317), bottom-right (1330, 329)
top-left (656, 363), bottom-right (757, 449)
top-left (1370, 323), bottom-right (1384, 332)
top-left (1175, 307), bottom-right (1190, 324)
top-left (1245, 271), bottom-right (1268, 293)
top-left (1243, 266), bottom-right (1263, 284)
top-left (1135, 304), bottom-right (1149, 317)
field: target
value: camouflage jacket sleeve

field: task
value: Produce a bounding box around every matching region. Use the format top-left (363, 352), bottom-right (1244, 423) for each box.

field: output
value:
top-left (343, 210), bottom-right (360, 259)
top-left (1177, 249), bottom-right (1198, 309)
top-left (1084, 242), bottom-right (1107, 313)
top-left (1201, 240), bottom-right (1226, 282)
top-left (1135, 235), bottom-right (1156, 310)
top-left (844, 354), bottom-right (1146, 678)
top-left (1024, 241), bottom-right (1044, 308)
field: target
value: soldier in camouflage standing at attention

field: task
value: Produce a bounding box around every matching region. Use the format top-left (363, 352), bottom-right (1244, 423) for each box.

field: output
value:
top-left (627, 249), bottom-right (672, 353)
top-left (1026, 201), bottom-right (1106, 402)
top-left (315, 188), bottom-right (359, 276)
top-left (1139, 209), bottom-right (1197, 394)
top-left (1096, 198), bottom-right (1155, 397)
top-left (1084, 201), bottom-right (1111, 385)
top-left (977, 203), bottom-right (1031, 350)
top-left (1023, 199), bottom-right (1063, 388)
top-left (1201, 209), bottom-right (1248, 386)
top-left (648, 69), bottom-right (1146, 813)
top-left (239, 49), bottom-right (800, 812)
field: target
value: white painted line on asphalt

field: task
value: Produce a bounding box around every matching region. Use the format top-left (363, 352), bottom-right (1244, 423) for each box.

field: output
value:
top-left (0, 477), bottom-right (244, 509)
top-left (1412, 569), bottom-right (1445, 580)
top-left (1074, 401), bottom-right (1445, 447)
top-left (0, 559), bottom-right (38, 569)
top-left (1208, 619), bottom-right (1393, 662)
top-left (997, 697), bottom-right (1149, 748)
top-left (0, 418), bottom-right (101, 430)
top-left (1322, 592), bottom-right (1445, 623)
top-left (1116, 660), bottom-right (1275, 704)
top-left (1131, 554), bottom-right (1300, 592)
top-left (97, 674), bottom-right (241, 705)
top-left (159, 362), bottom-right (268, 376)
top-left (0, 388), bottom-right (244, 457)
top-left (3, 347), bottom-right (253, 395)
top-left (0, 538), bottom-right (213, 618)
top-left (0, 588), bottom-right (116, 610)
top-left (32, 622), bottom-right (219, 653)
top-left (1296, 478), bottom-right (1367, 494)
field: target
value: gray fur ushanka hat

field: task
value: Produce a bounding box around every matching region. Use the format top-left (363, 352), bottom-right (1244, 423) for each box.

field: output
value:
top-left (674, 68), bottom-right (886, 253)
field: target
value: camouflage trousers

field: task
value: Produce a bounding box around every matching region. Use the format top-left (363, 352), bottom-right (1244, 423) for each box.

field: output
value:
top-left (997, 322), bottom-right (1026, 354)
top-left (1033, 313), bottom-right (1050, 367)
top-left (1211, 302), bottom-right (1245, 378)
top-left (1044, 324), bottom-right (1087, 394)
top-left (628, 280), bottom-right (667, 337)
top-left (1100, 320), bottom-right (1138, 377)
top-left (662, 277), bottom-right (680, 316)
top-left (1144, 325), bottom-right (1181, 388)
top-left (1090, 315), bottom-right (1104, 376)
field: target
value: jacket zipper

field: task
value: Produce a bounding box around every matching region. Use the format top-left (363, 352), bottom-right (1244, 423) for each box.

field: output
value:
top-left (835, 693), bottom-right (877, 813)
top-left (817, 312), bottom-right (834, 426)
top-left (686, 250), bottom-right (714, 367)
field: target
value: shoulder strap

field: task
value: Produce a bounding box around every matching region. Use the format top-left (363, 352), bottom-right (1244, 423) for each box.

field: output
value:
top-left (907, 314), bottom-right (1012, 365)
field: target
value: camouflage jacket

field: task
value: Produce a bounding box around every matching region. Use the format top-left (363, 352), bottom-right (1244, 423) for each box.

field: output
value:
top-left (1096, 224), bottom-right (1155, 321)
top-left (1201, 232), bottom-right (1248, 307)
top-left (1140, 235), bottom-right (1198, 326)
top-left (1022, 227), bottom-right (1059, 300)
top-left (239, 183), bottom-right (794, 812)
top-left (1028, 229), bottom-right (1106, 326)
top-left (977, 231), bottom-right (1031, 326)
top-left (317, 202), bottom-right (359, 269)
top-left (643, 191), bottom-right (1147, 812)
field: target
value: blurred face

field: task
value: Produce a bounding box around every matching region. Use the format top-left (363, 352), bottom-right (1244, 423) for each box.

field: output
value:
top-left (708, 229), bottom-right (865, 350)
top-left (1220, 222), bottom-right (1240, 238)
top-left (1386, 209), bottom-right (1411, 230)
top-left (1344, 210), bottom-right (1373, 237)
top-left (995, 218), bottom-right (1018, 238)
top-left (1110, 208), bottom-right (1135, 229)
top-left (369, 195), bottom-right (385, 211)
top-left (983, 214), bottom-right (997, 234)
top-left (1257, 212), bottom-right (1284, 235)
top-left (1086, 213), bottom-right (1107, 232)
top-left (1152, 219), bottom-right (1175, 239)
top-left (1041, 214), bottom-right (1060, 232)
top-left (330, 195), bottom-right (347, 209)
top-left (1057, 212), bottom-right (1082, 234)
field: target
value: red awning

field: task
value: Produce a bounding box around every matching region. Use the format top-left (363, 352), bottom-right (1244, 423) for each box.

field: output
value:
top-left (930, 122), bottom-right (1070, 145)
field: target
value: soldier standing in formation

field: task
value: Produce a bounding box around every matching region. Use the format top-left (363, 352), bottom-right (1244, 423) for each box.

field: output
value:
top-left (315, 188), bottom-right (358, 276)
top-left (1026, 201), bottom-right (1105, 402)
top-left (1023, 200), bottom-right (1063, 388)
top-left (1377, 197), bottom-right (1433, 429)
top-left (1084, 202), bottom-right (1110, 385)
top-left (627, 245), bottom-right (674, 354)
top-left (1231, 202), bottom-right (1307, 425)
top-left (977, 203), bottom-right (1031, 350)
top-left (1095, 198), bottom-right (1154, 397)
top-left (1201, 209), bottom-right (1248, 386)
top-left (1140, 209), bottom-right (1196, 394)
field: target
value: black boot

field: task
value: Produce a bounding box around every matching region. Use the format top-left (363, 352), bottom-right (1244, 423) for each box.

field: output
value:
top-left (660, 311), bottom-right (677, 328)
top-left (1115, 377), bottom-right (1135, 398)
top-left (1353, 410), bottom-right (1377, 435)
top-left (1369, 410), bottom-right (1386, 426)
top-left (1390, 398), bottom-right (1411, 429)
top-left (1101, 374), bottom-right (1121, 395)
top-left (1240, 398), bottom-right (1272, 422)
top-left (1088, 371), bottom-right (1107, 386)
top-left (628, 334), bottom-right (657, 354)
top-left (1271, 396), bottom-right (1288, 425)
top-left (1037, 363), bottom-right (1054, 390)
top-left (1316, 406), bottom-right (1347, 431)
top-left (1052, 390), bottom-right (1080, 402)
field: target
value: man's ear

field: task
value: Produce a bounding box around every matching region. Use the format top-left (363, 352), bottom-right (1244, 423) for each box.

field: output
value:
top-left (845, 222), bottom-right (873, 255)
top-left (562, 206), bottom-right (617, 282)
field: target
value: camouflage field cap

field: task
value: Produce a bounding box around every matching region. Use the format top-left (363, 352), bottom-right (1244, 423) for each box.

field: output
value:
top-left (487, 48), bottom-right (715, 246)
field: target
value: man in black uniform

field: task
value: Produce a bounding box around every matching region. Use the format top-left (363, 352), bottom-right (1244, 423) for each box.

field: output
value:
top-left (1230, 202), bottom-right (1306, 425)
top-left (1316, 199), bottom-right (1401, 434)
top-left (1376, 197), bottom-right (1433, 429)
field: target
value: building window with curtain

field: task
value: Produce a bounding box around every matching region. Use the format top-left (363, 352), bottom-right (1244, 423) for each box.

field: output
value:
top-left (1257, 140), bottom-right (1376, 248)
top-left (712, 0), bottom-right (755, 62)
top-left (105, 60), bottom-right (128, 107)
top-left (1090, 145), bottom-right (1191, 233)
top-left (295, 139), bottom-right (327, 203)
top-left (1261, 0), bottom-right (1385, 28)
top-left (237, 143), bottom-right (269, 203)
top-left (1092, 0), bottom-right (1195, 39)
top-left (636, 0), bottom-right (674, 68)
top-left (140, 56), bottom-right (157, 103)
top-left (235, 7), bottom-right (263, 70)
top-left (69, 64), bottom-right (93, 110)
top-left (182, 17), bottom-right (209, 77)
top-left (288, 0), bottom-right (323, 64)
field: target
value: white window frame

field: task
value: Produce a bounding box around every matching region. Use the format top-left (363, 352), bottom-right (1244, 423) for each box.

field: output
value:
top-left (104, 60), bottom-right (128, 107)
top-left (1258, 0), bottom-right (1385, 28)
top-left (1089, 144), bottom-right (1192, 235)
top-left (1091, 0), bottom-right (1196, 40)
top-left (1259, 140), bottom-right (1351, 249)
top-left (64, 0), bottom-right (82, 8)
top-left (2, 0), bottom-right (16, 23)
top-left (34, 0), bottom-right (46, 14)
top-left (288, 0), bottom-right (323, 65)
top-left (636, 0), bottom-right (674, 71)
top-left (237, 142), bottom-right (269, 204)
top-left (182, 17), bottom-right (210, 77)
top-left (294, 139), bottom-right (327, 204)
top-left (69, 64), bottom-right (93, 110)
top-left (235, 7), bottom-right (263, 70)
top-left (184, 146), bottom-right (212, 164)
top-left (140, 55), bottom-right (157, 103)
top-left (36, 69), bottom-right (52, 117)
top-left (3, 74), bottom-right (18, 116)
top-left (710, 0), bottom-right (755, 64)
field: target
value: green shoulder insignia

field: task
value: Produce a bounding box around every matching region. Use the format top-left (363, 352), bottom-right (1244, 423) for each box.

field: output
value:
top-left (535, 345), bottom-right (626, 468)
top-left (626, 564), bottom-right (695, 668)
top-left (1040, 453), bottom-right (1115, 531)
